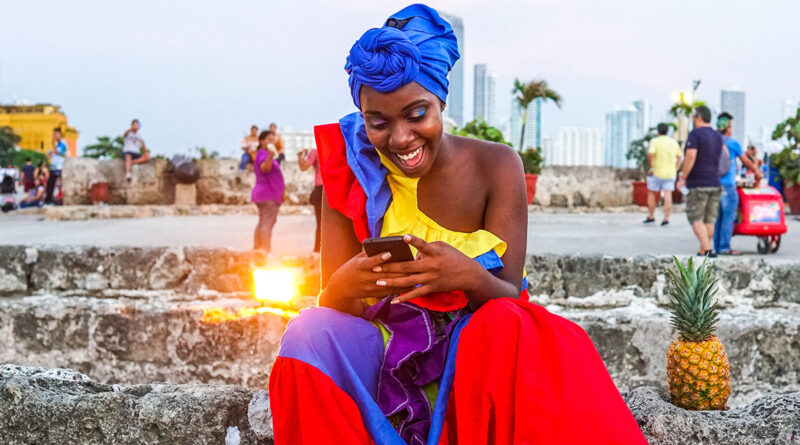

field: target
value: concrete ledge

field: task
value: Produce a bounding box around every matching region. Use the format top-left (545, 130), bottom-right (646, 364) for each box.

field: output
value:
top-left (2, 365), bottom-right (798, 445)
top-left (43, 204), bottom-right (313, 221)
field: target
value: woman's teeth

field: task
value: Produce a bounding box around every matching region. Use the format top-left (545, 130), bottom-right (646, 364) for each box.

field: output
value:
top-left (396, 146), bottom-right (424, 166)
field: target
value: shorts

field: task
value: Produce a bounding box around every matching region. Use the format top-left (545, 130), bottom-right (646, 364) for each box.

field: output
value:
top-left (646, 175), bottom-right (676, 192)
top-left (124, 152), bottom-right (142, 160)
top-left (686, 187), bottom-right (722, 224)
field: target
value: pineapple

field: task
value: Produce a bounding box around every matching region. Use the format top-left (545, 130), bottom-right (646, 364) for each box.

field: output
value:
top-left (665, 256), bottom-right (730, 410)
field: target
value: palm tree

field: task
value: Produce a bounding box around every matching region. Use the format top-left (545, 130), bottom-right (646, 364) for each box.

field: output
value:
top-left (512, 79), bottom-right (562, 151)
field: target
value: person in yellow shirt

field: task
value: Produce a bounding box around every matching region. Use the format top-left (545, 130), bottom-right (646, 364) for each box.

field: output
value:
top-left (645, 123), bottom-right (682, 225)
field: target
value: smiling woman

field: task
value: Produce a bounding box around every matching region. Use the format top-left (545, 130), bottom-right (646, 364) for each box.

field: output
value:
top-left (268, 4), bottom-right (646, 445)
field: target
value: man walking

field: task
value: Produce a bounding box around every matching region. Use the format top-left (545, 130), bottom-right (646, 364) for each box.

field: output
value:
top-left (644, 123), bottom-right (682, 226)
top-left (677, 106), bottom-right (723, 257)
top-left (46, 128), bottom-right (67, 204)
top-left (713, 113), bottom-right (763, 255)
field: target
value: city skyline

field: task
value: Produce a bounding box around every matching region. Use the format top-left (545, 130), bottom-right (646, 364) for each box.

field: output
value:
top-left (2, 1), bottom-right (799, 156)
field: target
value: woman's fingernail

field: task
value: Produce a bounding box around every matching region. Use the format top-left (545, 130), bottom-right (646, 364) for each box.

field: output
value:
top-left (376, 280), bottom-right (387, 286)
top-left (373, 266), bottom-right (381, 272)
top-left (403, 234), bottom-right (411, 242)
top-left (382, 252), bottom-right (391, 260)
top-left (390, 298), bottom-right (400, 304)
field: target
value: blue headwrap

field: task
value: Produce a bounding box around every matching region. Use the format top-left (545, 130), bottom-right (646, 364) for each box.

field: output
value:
top-left (344, 4), bottom-right (460, 109)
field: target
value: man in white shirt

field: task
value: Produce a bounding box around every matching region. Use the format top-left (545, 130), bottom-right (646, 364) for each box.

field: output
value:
top-left (123, 119), bottom-right (151, 181)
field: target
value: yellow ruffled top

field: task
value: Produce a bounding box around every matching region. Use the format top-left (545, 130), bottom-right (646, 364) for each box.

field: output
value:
top-left (377, 151), bottom-right (507, 260)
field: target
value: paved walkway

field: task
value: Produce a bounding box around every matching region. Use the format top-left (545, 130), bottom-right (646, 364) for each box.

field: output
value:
top-left (1, 211), bottom-right (797, 261)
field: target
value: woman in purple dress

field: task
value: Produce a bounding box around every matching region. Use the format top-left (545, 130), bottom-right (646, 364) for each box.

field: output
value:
top-left (252, 130), bottom-right (285, 252)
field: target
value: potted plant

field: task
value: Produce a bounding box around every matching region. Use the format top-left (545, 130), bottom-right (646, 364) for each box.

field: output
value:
top-left (771, 108), bottom-right (800, 213)
top-left (519, 147), bottom-right (544, 204)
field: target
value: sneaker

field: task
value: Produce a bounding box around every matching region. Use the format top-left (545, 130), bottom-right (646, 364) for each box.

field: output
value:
top-left (661, 220), bottom-right (669, 226)
top-left (643, 217), bottom-right (655, 224)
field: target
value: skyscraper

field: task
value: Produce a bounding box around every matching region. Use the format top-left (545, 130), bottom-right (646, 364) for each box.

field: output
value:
top-left (604, 106), bottom-right (637, 168)
top-left (633, 100), bottom-right (652, 137)
top-left (720, 87), bottom-right (746, 144)
top-left (473, 64), bottom-right (487, 122)
top-left (486, 73), bottom-right (497, 127)
top-left (440, 12), bottom-right (464, 127)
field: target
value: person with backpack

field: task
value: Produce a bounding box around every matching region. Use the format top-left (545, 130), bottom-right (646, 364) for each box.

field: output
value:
top-left (712, 113), bottom-right (763, 255)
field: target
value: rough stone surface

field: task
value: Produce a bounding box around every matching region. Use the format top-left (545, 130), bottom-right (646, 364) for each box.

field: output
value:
top-left (44, 203), bottom-right (313, 221)
top-left (62, 157), bottom-right (176, 205)
top-left (0, 364), bottom-right (271, 445)
top-left (624, 386), bottom-right (800, 444)
top-left (174, 183), bottom-right (197, 205)
top-left (2, 365), bottom-right (798, 445)
top-left (533, 166), bottom-right (642, 208)
top-left (0, 297), bottom-right (288, 389)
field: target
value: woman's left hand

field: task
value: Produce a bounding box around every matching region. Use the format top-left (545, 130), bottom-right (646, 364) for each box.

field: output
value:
top-left (372, 234), bottom-right (480, 304)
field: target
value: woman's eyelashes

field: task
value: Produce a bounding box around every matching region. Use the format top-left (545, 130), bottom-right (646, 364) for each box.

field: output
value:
top-left (408, 108), bottom-right (426, 121)
top-left (368, 119), bottom-right (388, 130)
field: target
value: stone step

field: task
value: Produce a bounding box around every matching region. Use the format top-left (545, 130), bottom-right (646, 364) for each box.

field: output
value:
top-left (1, 295), bottom-right (797, 407)
top-left (2, 364), bottom-right (798, 445)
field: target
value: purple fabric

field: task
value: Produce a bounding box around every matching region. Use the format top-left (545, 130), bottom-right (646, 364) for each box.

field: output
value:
top-left (251, 149), bottom-right (285, 203)
top-left (362, 297), bottom-right (467, 445)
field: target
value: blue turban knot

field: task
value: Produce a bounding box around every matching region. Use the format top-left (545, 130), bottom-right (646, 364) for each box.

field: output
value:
top-left (345, 4), bottom-right (460, 109)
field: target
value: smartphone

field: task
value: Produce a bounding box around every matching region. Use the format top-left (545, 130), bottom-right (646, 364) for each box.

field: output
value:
top-left (362, 236), bottom-right (414, 263)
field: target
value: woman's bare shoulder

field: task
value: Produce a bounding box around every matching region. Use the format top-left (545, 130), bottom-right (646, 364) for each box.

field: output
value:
top-left (447, 134), bottom-right (523, 177)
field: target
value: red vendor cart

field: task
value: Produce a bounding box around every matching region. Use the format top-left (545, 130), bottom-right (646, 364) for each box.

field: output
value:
top-left (733, 186), bottom-right (788, 254)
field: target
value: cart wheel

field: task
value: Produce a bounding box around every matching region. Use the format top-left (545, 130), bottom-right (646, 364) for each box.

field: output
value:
top-left (757, 237), bottom-right (770, 254)
top-left (770, 235), bottom-right (781, 253)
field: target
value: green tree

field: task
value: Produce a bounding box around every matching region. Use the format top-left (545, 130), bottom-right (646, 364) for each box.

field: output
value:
top-left (84, 136), bottom-right (124, 159)
top-left (13, 149), bottom-right (49, 168)
top-left (769, 106), bottom-right (800, 185)
top-left (0, 126), bottom-right (21, 166)
top-left (512, 79), bottom-right (562, 152)
top-left (452, 119), bottom-right (511, 146)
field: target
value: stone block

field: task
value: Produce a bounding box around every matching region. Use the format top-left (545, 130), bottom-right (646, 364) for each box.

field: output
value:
top-left (174, 183), bottom-right (197, 206)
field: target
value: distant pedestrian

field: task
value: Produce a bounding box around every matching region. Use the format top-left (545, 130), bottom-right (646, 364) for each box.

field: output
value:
top-left (713, 113), bottom-right (763, 255)
top-left (35, 161), bottom-right (49, 186)
top-left (20, 158), bottom-right (36, 192)
top-left (46, 128), bottom-right (67, 204)
top-left (676, 105), bottom-right (723, 257)
top-left (252, 130), bottom-right (285, 252)
top-left (122, 119), bottom-right (152, 181)
top-left (297, 148), bottom-right (322, 252)
top-left (239, 125), bottom-right (259, 172)
top-left (644, 123), bottom-right (682, 226)
top-left (745, 144), bottom-right (763, 170)
top-left (1, 164), bottom-right (19, 190)
top-left (19, 176), bottom-right (45, 208)
top-left (269, 123), bottom-right (286, 164)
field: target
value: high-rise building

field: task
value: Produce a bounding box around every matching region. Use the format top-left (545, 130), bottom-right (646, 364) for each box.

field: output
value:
top-left (720, 87), bottom-right (746, 144)
top-left (633, 100), bottom-right (652, 137)
top-left (277, 126), bottom-right (315, 158)
top-left (510, 96), bottom-right (540, 151)
top-left (440, 12), bottom-right (464, 127)
top-left (782, 99), bottom-right (798, 119)
top-left (486, 73), bottom-right (497, 127)
top-left (604, 106), bottom-right (637, 168)
top-left (545, 127), bottom-right (603, 166)
top-left (473, 64), bottom-right (486, 122)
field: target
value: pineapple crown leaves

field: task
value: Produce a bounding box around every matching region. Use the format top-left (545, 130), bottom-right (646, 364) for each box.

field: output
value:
top-left (666, 256), bottom-right (721, 342)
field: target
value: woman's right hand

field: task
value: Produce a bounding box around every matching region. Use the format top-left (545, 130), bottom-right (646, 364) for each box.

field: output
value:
top-left (325, 251), bottom-right (413, 302)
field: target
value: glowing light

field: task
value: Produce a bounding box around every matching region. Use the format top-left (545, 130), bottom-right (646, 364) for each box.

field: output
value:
top-left (253, 269), bottom-right (296, 304)
top-left (200, 306), bottom-right (297, 324)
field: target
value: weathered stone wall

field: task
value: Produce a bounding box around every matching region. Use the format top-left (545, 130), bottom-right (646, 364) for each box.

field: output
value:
top-left (62, 158), bottom-right (316, 206)
top-left (2, 365), bottom-right (798, 445)
top-left (1, 247), bottom-right (798, 406)
top-left (533, 166), bottom-right (641, 207)
top-left (63, 159), bottom-right (638, 208)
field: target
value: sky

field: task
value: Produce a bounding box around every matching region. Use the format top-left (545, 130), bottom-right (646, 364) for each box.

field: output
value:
top-left (2, 0), bottom-right (799, 157)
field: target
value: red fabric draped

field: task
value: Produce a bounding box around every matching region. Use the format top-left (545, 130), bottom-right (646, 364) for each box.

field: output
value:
top-left (270, 299), bottom-right (646, 444)
top-left (270, 356), bottom-right (374, 445)
top-left (315, 123), bottom-right (371, 241)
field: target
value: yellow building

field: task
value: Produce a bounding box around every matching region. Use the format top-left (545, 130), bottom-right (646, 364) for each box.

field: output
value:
top-left (0, 104), bottom-right (79, 157)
